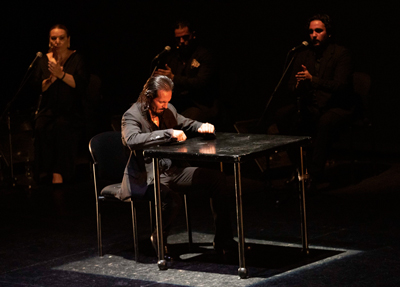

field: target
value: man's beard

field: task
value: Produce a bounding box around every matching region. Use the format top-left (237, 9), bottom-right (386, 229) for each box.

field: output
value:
top-left (150, 107), bottom-right (164, 117)
top-left (312, 38), bottom-right (329, 49)
top-left (177, 42), bottom-right (195, 60)
top-left (178, 45), bottom-right (189, 58)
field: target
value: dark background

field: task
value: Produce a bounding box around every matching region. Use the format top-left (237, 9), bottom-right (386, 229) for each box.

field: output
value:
top-left (2, 0), bottom-right (399, 154)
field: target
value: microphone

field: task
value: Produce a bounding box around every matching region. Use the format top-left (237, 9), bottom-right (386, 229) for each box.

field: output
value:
top-left (28, 51), bottom-right (43, 69)
top-left (290, 41), bottom-right (309, 52)
top-left (152, 46), bottom-right (171, 61)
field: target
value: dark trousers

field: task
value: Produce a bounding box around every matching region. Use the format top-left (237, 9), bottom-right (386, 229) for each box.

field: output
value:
top-left (144, 166), bottom-right (233, 243)
top-left (275, 104), bottom-right (353, 179)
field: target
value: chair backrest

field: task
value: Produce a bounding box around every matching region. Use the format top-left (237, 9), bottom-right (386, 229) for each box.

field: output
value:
top-left (353, 72), bottom-right (372, 118)
top-left (89, 131), bottom-right (129, 183)
top-left (353, 72), bottom-right (371, 98)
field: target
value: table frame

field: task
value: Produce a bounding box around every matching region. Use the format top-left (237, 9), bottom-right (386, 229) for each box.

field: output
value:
top-left (144, 133), bottom-right (310, 279)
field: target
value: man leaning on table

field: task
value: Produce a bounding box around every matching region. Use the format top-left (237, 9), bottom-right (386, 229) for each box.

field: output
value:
top-left (120, 75), bottom-right (236, 258)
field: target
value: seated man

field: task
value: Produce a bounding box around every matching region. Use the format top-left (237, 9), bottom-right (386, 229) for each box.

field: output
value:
top-left (120, 75), bottom-right (235, 256)
top-left (275, 14), bottom-right (355, 187)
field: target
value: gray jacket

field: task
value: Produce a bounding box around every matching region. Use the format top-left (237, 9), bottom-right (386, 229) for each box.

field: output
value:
top-left (118, 102), bottom-right (202, 200)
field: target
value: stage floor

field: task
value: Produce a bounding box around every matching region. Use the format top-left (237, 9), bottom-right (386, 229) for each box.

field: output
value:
top-left (1, 153), bottom-right (400, 286)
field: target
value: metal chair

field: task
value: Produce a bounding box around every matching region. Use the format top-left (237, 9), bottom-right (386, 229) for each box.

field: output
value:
top-left (89, 131), bottom-right (192, 261)
top-left (327, 72), bottom-right (375, 180)
top-left (351, 72), bottom-right (374, 152)
top-left (349, 72), bottom-right (376, 176)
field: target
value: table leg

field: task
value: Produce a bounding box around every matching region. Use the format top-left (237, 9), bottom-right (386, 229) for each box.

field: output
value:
top-left (152, 158), bottom-right (167, 270)
top-left (234, 162), bottom-right (248, 279)
top-left (298, 146), bottom-right (309, 254)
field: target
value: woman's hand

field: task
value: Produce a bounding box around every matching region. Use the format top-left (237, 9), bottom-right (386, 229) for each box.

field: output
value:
top-left (48, 51), bottom-right (57, 64)
top-left (46, 75), bottom-right (57, 84)
top-left (42, 75), bottom-right (57, 92)
top-left (48, 60), bottom-right (64, 79)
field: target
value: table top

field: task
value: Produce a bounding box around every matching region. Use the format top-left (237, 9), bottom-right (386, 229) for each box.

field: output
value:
top-left (143, 132), bottom-right (310, 163)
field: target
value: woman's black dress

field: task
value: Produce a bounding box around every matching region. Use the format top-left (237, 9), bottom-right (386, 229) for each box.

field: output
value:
top-left (32, 52), bottom-right (89, 182)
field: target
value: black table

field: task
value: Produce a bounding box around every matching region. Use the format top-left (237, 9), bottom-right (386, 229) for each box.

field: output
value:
top-left (143, 132), bottom-right (311, 279)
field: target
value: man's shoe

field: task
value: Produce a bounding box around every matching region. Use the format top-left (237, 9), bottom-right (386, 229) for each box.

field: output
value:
top-left (213, 239), bottom-right (239, 255)
top-left (285, 172), bottom-right (298, 185)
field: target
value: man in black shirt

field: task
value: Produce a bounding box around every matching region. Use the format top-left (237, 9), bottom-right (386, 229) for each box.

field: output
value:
top-left (154, 20), bottom-right (219, 123)
top-left (277, 14), bottom-right (355, 185)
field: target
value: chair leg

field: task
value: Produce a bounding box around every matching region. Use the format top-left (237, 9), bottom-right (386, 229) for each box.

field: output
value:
top-left (149, 201), bottom-right (154, 233)
top-left (184, 193), bottom-right (193, 250)
top-left (349, 125), bottom-right (357, 183)
top-left (96, 199), bottom-right (103, 257)
top-left (131, 201), bottom-right (139, 262)
top-left (94, 165), bottom-right (103, 257)
top-left (368, 124), bottom-right (377, 175)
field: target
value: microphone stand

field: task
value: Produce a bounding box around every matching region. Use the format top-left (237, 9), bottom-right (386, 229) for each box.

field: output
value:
top-left (149, 55), bottom-right (162, 77)
top-left (149, 46), bottom-right (171, 77)
top-left (256, 51), bottom-right (297, 128)
top-left (0, 58), bottom-right (37, 122)
top-left (150, 64), bottom-right (158, 77)
top-left (0, 57), bottom-right (38, 187)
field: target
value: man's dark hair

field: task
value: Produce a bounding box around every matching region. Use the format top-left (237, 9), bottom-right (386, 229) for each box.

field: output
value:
top-left (308, 14), bottom-right (334, 36)
top-left (174, 19), bottom-right (195, 33)
top-left (137, 75), bottom-right (174, 110)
